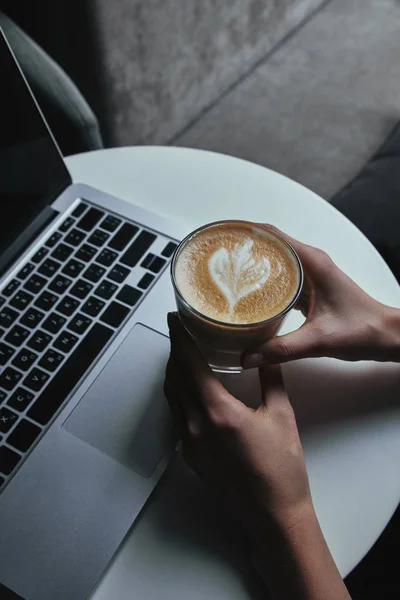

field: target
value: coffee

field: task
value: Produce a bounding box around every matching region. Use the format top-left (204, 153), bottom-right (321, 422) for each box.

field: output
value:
top-left (174, 222), bottom-right (300, 324)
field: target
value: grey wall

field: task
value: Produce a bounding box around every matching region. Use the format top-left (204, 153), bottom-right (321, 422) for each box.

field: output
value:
top-left (91, 0), bottom-right (326, 146)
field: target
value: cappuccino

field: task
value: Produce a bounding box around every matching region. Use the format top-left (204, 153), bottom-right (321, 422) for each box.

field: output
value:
top-left (174, 222), bottom-right (300, 324)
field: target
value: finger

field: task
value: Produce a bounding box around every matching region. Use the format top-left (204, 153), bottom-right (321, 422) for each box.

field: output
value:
top-left (262, 224), bottom-right (334, 278)
top-left (242, 322), bottom-right (323, 368)
top-left (166, 358), bottom-right (205, 436)
top-left (258, 363), bottom-right (290, 412)
top-left (164, 358), bottom-right (187, 434)
top-left (261, 224), bottom-right (314, 261)
top-left (167, 312), bottom-right (230, 409)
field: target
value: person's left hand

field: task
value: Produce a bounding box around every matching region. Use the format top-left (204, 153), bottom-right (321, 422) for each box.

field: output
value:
top-left (164, 312), bottom-right (312, 541)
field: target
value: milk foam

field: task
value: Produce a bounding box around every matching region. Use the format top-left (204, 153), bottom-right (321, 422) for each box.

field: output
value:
top-left (174, 224), bottom-right (300, 324)
top-left (208, 238), bottom-right (271, 317)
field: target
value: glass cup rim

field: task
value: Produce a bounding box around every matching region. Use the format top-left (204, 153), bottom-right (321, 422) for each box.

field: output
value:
top-left (170, 219), bottom-right (304, 329)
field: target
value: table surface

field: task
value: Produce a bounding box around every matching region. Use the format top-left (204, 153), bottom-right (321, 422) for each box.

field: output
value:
top-left (66, 147), bottom-right (400, 600)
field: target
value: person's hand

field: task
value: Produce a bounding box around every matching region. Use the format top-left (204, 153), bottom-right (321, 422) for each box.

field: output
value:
top-left (164, 312), bottom-right (312, 541)
top-left (242, 226), bottom-right (400, 368)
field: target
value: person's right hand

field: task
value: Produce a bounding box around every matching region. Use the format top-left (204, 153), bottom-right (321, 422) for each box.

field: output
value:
top-left (242, 226), bottom-right (400, 368)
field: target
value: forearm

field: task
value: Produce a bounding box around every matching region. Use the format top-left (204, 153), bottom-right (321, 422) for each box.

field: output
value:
top-left (252, 502), bottom-right (351, 600)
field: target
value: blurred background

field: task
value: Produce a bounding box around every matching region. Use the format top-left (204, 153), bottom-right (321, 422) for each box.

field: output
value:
top-left (1, 0), bottom-right (400, 200)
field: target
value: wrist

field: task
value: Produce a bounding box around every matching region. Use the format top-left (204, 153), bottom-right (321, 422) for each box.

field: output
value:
top-left (380, 306), bottom-right (400, 362)
top-left (251, 496), bottom-right (316, 551)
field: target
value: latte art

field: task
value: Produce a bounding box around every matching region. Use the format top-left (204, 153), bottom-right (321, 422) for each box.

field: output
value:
top-left (208, 239), bottom-right (271, 317)
top-left (174, 223), bottom-right (300, 324)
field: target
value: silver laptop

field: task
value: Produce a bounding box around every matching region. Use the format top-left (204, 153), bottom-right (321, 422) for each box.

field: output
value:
top-left (0, 29), bottom-right (184, 600)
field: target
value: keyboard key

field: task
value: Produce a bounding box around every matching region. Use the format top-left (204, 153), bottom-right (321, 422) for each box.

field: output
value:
top-left (82, 264), bottom-right (106, 283)
top-left (38, 258), bottom-right (61, 278)
top-left (100, 214), bottom-right (122, 232)
top-left (27, 331), bottom-right (52, 352)
top-left (141, 254), bottom-right (166, 273)
top-left (56, 296), bottom-right (80, 317)
top-left (77, 207), bottom-right (104, 231)
top-left (31, 247), bottom-right (49, 264)
top-left (45, 232), bottom-right (62, 248)
top-left (24, 274), bottom-right (47, 294)
top-left (72, 202), bottom-right (88, 218)
top-left (96, 248), bottom-right (118, 267)
top-left (34, 291), bottom-right (58, 312)
top-left (0, 407), bottom-right (18, 433)
top-left (8, 388), bottom-right (35, 411)
top-left (0, 297), bottom-right (5, 308)
top-left (141, 253), bottom-right (155, 269)
top-left (108, 264), bottom-right (130, 284)
top-left (39, 349), bottom-right (64, 372)
top-left (54, 331), bottom-right (78, 353)
top-left (7, 419), bottom-right (41, 453)
top-left (12, 349), bottom-right (38, 372)
top-left (76, 244), bottom-right (97, 262)
top-left (3, 279), bottom-right (20, 297)
top-left (42, 313), bottom-right (66, 334)
top-left (81, 297), bottom-right (105, 317)
top-left (108, 223), bottom-right (138, 251)
top-left (94, 280), bottom-right (117, 300)
top-left (0, 307), bottom-right (19, 329)
top-left (0, 368), bottom-right (23, 391)
top-left (120, 230), bottom-right (156, 267)
top-left (0, 343), bottom-right (15, 365)
top-left (17, 262), bottom-right (35, 280)
top-left (100, 302), bottom-right (130, 328)
top-left (48, 275), bottom-right (72, 294)
top-left (68, 314), bottom-right (92, 335)
top-left (28, 323), bottom-right (113, 426)
top-left (10, 290), bottom-right (33, 311)
top-left (51, 243), bottom-right (74, 262)
top-left (0, 475), bottom-right (4, 487)
top-left (62, 259), bottom-right (85, 278)
top-left (58, 216), bottom-right (74, 233)
top-left (0, 445), bottom-right (21, 475)
top-left (24, 368), bottom-right (50, 392)
top-left (70, 280), bottom-right (93, 299)
top-left (162, 241), bottom-right (178, 258)
top-left (0, 390), bottom-right (7, 404)
top-left (20, 307), bottom-right (45, 329)
top-left (5, 325), bottom-right (30, 347)
top-left (116, 285), bottom-right (142, 307)
top-left (138, 273), bottom-right (155, 290)
top-left (149, 256), bottom-right (167, 274)
top-left (65, 228), bottom-right (86, 247)
top-left (88, 229), bottom-right (110, 247)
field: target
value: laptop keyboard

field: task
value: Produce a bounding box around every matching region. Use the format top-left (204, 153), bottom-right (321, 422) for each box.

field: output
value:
top-left (0, 201), bottom-right (177, 490)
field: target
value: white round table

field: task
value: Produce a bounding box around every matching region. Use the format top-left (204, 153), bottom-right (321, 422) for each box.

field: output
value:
top-left (67, 147), bottom-right (400, 599)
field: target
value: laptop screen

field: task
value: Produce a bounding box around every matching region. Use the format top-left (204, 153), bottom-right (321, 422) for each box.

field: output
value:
top-left (0, 29), bottom-right (71, 259)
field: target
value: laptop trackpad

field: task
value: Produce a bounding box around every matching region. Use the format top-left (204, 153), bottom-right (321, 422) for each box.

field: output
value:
top-left (63, 324), bottom-right (175, 478)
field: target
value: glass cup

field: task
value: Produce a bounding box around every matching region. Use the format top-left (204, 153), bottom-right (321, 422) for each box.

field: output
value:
top-left (171, 220), bottom-right (303, 373)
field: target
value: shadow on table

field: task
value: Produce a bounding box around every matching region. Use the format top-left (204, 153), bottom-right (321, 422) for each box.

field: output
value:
top-left (223, 359), bottom-right (400, 431)
top-left (130, 453), bottom-right (268, 599)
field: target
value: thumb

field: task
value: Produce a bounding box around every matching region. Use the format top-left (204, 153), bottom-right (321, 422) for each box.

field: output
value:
top-left (242, 323), bottom-right (321, 368)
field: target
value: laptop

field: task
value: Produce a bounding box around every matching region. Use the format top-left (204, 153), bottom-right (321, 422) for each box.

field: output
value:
top-left (0, 28), bottom-right (185, 600)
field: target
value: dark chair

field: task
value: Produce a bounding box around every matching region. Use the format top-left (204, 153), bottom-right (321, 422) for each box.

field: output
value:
top-left (0, 11), bottom-right (103, 156)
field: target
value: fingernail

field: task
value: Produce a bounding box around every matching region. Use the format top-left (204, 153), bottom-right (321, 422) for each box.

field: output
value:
top-left (241, 353), bottom-right (263, 369)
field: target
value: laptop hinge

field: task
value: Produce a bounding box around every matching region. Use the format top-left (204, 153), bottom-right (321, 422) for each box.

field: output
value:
top-left (0, 206), bottom-right (59, 278)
